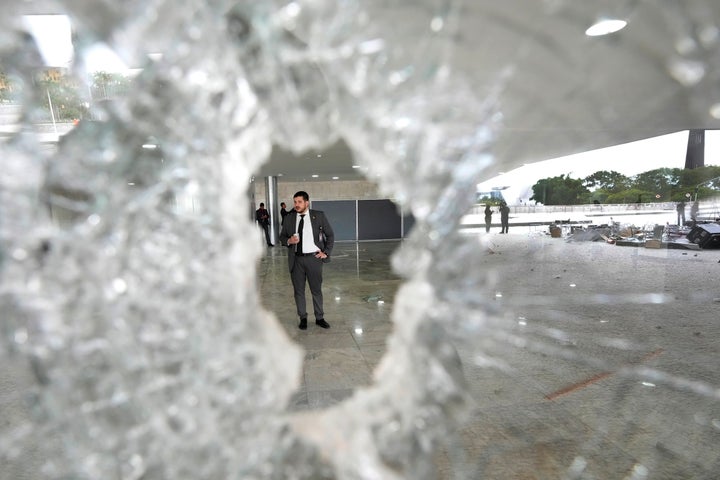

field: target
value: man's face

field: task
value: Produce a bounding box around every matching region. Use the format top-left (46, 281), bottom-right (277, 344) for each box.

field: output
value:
top-left (293, 196), bottom-right (309, 213)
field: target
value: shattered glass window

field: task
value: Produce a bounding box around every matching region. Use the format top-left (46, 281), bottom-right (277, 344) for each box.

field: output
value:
top-left (2, 1), bottom-right (720, 479)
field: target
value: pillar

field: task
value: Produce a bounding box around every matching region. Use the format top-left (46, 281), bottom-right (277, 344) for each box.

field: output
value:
top-left (265, 176), bottom-right (279, 245)
top-left (685, 129), bottom-right (705, 169)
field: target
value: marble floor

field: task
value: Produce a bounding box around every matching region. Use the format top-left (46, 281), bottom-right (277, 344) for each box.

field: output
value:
top-left (258, 241), bottom-right (399, 410)
top-left (257, 236), bottom-right (720, 479)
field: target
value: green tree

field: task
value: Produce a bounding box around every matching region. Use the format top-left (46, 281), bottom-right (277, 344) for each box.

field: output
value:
top-left (676, 165), bottom-right (720, 199)
top-left (583, 170), bottom-right (630, 193)
top-left (91, 72), bottom-right (132, 100)
top-left (630, 167), bottom-right (679, 199)
top-left (530, 174), bottom-right (590, 205)
top-left (605, 188), bottom-right (655, 204)
top-left (32, 70), bottom-right (133, 121)
top-left (0, 69), bottom-right (22, 102)
top-left (583, 170), bottom-right (631, 203)
top-left (36, 72), bottom-right (87, 121)
top-left (677, 166), bottom-right (704, 190)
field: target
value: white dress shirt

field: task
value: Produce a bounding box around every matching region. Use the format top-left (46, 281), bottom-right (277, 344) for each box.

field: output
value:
top-left (295, 212), bottom-right (321, 253)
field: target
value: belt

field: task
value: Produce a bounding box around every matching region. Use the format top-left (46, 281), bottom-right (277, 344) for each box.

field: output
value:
top-left (296, 251), bottom-right (319, 257)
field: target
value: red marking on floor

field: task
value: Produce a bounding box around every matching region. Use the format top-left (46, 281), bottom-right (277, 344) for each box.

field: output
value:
top-left (545, 348), bottom-right (664, 401)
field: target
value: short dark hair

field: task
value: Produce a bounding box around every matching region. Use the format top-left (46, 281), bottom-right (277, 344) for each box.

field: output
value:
top-left (293, 191), bottom-right (309, 201)
top-left (259, 202), bottom-right (265, 207)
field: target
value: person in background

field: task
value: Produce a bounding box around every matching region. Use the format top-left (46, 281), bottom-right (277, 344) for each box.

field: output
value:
top-left (255, 202), bottom-right (273, 246)
top-left (279, 191), bottom-right (335, 330)
top-left (676, 200), bottom-right (686, 226)
top-left (690, 200), bottom-right (699, 226)
top-left (500, 202), bottom-right (510, 234)
top-left (484, 204), bottom-right (493, 233)
top-left (280, 202), bottom-right (290, 225)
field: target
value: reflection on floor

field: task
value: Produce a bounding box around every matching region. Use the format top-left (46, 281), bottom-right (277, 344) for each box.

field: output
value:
top-left (258, 237), bottom-right (720, 479)
top-left (259, 241), bottom-right (400, 410)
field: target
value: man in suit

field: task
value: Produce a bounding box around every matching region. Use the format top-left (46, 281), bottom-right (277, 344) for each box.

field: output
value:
top-left (279, 191), bottom-right (335, 330)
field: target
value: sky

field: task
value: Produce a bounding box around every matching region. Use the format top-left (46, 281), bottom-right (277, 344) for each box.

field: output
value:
top-left (477, 130), bottom-right (720, 205)
top-left (22, 14), bottom-right (130, 74)
top-left (22, 14), bottom-right (73, 68)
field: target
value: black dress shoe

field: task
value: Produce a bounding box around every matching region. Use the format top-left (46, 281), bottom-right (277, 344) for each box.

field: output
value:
top-left (299, 318), bottom-right (307, 330)
top-left (315, 319), bottom-right (330, 329)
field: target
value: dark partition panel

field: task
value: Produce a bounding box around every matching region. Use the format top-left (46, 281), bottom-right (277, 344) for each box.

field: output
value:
top-left (402, 211), bottom-right (415, 237)
top-left (312, 200), bottom-right (357, 241)
top-left (358, 199), bottom-right (402, 240)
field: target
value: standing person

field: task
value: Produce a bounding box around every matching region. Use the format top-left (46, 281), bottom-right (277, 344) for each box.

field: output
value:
top-left (484, 204), bottom-right (493, 233)
top-left (676, 201), bottom-right (686, 226)
top-left (279, 191), bottom-right (335, 330)
top-left (690, 200), bottom-right (699, 226)
top-left (279, 202), bottom-right (290, 225)
top-left (255, 202), bottom-right (273, 246)
top-left (500, 202), bottom-right (510, 234)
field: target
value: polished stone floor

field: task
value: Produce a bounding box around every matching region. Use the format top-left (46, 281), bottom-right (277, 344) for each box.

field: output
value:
top-left (259, 241), bottom-right (400, 410)
top-left (258, 236), bottom-right (720, 479)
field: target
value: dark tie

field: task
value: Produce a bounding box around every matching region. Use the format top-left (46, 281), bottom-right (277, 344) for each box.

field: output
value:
top-left (297, 214), bottom-right (305, 253)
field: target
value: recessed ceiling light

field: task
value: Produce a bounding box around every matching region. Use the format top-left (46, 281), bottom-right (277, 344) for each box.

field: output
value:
top-left (430, 16), bottom-right (444, 32)
top-left (710, 103), bottom-right (720, 119)
top-left (352, 165), bottom-right (360, 169)
top-left (332, 176), bottom-right (339, 180)
top-left (586, 18), bottom-right (627, 37)
top-left (311, 174), bottom-right (319, 178)
top-left (358, 38), bottom-right (385, 55)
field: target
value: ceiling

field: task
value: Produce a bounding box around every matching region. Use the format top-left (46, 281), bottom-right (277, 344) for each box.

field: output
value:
top-left (14, 1), bottom-right (720, 184)
top-left (259, 0), bottom-right (720, 183)
top-left (263, 140), bottom-right (359, 183)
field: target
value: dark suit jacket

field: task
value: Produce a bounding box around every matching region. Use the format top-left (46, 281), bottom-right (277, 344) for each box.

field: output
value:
top-left (255, 208), bottom-right (270, 226)
top-left (279, 209), bottom-right (335, 272)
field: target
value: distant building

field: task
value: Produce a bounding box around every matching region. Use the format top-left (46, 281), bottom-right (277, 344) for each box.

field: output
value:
top-left (476, 186), bottom-right (509, 203)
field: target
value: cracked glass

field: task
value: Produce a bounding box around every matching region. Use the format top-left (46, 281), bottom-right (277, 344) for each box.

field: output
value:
top-left (2, 1), bottom-right (720, 479)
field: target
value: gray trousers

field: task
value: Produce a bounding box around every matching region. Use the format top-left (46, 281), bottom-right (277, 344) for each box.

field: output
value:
top-left (290, 255), bottom-right (324, 320)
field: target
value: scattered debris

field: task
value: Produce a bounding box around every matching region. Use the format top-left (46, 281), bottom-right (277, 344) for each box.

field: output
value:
top-left (562, 221), bottom-right (720, 250)
top-left (565, 228), bottom-right (610, 242)
top-left (362, 294), bottom-right (383, 302)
